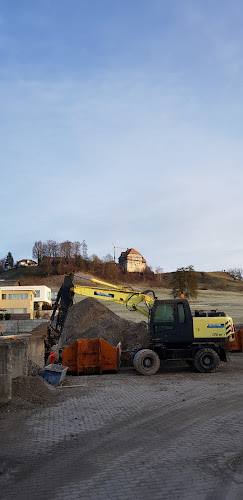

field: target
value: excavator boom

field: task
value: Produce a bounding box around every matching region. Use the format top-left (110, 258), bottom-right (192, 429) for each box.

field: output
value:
top-left (49, 274), bottom-right (156, 341)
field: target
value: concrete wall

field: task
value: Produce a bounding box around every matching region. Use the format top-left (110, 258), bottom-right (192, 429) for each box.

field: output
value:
top-left (0, 334), bottom-right (45, 404)
top-left (0, 342), bottom-right (12, 404)
top-left (27, 336), bottom-right (45, 374)
top-left (0, 319), bottom-right (47, 334)
top-left (10, 338), bottom-right (28, 378)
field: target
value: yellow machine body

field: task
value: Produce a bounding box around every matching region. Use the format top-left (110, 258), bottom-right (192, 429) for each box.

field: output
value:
top-left (193, 316), bottom-right (233, 340)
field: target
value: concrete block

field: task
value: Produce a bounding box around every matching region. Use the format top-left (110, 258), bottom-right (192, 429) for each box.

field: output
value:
top-left (27, 336), bottom-right (45, 375)
top-left (0, 319), bottom-right (47, 335)
top-left (0, 342), bottom-right (12, 404)
top-left (0, 334), bottom-right (45, 403)
top-left (10, 339), bottom-right (28, 378)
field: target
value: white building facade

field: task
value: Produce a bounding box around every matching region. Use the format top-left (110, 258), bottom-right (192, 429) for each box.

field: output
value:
top-left (2, 286), bottom-right (52, 305)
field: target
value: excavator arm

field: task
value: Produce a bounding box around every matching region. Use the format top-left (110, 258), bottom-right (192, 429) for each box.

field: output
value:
top-left (48, 274), bottom-right (156, 343)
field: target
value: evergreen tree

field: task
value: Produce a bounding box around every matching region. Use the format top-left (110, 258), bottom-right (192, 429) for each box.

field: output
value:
top-left (5, 252), bottom-right (14, 270)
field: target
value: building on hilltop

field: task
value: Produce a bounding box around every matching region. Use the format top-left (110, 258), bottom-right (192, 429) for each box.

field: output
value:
top-left (118, 248), bottom-right (146, 273)
top-left (17, 259), bottom-right (38, 267)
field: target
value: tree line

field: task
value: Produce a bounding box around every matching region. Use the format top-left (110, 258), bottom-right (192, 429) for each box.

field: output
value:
top-left (32, 239), bottom-right (88, 264)
top-left (0, 242), bottom-right (201, 299)
top-left (3, 239), bottom-right (242, 299)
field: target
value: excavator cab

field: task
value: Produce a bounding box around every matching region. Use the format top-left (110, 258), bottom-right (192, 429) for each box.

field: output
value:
top-left (149, 299), bottom-right (194, 344)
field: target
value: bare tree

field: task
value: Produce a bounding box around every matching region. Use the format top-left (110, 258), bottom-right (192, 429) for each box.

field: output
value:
top-left (46, 240), bottom-right (60, 257)
top-left (72, 241), bottom-right (81, 257)
top-left (32, 241), bottom-right (45, 264)
top-left (155, 266), bottom-right (164, 284)
top-left (59, 240), bottom-right (73, 258)
top-left (103, 253), bottom-right (113, 263)
top-left (90, 254), bottom-right (102, 274)
top-left (228, 268), bottom-right (243, 281)
top-left (81, 240), bottom-right (88, 259)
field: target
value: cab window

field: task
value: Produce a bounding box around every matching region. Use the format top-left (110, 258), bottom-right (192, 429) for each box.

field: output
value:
top-left (178, 303), bottom-right (186, 324)
top-left (154, 304), bottom-right (174, 323)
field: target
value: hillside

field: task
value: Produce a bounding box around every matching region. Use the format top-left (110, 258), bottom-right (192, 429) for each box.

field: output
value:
top-left (0, 267), bottom-right (243, 293)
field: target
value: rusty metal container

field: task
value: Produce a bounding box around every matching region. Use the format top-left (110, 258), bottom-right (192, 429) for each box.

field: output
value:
top-left (62, 338), bottom-right (121, 374)
top-left (224, 329), bottom-right (243, 352)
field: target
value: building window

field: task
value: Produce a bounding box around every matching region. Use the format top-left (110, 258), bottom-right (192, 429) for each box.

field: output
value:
top-left (6, 308), bottom-right (27, 314)
top-left (2, 294), bottom-right (6, 300)
top-left (9, 293), bottom-right (29, 300)
top-left (51, 291), bottom-right (58, 301)
top-left (35, 290), bottom-right (40, 298)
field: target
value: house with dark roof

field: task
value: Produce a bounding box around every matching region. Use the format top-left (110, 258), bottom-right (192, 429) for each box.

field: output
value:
top-left (118, 248), bottom-right (146, 272)
top-left (16, 259), bottom-right (37, 267)
top-left (0, 280), bottom-right (20, 286)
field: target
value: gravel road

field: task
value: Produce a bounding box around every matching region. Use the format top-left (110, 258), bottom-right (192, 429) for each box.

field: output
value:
top-left (1, 354), bottom-right (243, 500)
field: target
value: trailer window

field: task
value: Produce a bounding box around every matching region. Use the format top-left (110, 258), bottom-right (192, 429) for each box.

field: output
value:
top-left (178, 303), bottom-right (186, 324)
top-left (154, 304), bottom-right (174, 323)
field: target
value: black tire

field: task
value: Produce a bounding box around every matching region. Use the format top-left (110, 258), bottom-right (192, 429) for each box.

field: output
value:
top-left (194, 348), bottom-right (220, 373)
top-left (130, 348), bottom-right (140, 363)
top-left (133, 349), bottom-right (160, 376)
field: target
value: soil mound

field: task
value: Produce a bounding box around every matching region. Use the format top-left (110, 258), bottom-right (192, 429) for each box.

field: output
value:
top-left (60, 298), bottom-right (149, 359)
top-left (12, 376), bottom-right (56, 406)
top-left (31, 322), bottom-right (49, 333)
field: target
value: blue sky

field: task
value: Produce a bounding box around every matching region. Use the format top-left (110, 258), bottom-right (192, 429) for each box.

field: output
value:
top-left (1, 0), bottom-right (243, 272)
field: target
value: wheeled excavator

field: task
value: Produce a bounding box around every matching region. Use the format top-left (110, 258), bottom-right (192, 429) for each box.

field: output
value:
top-left (47, 274), bottom-right (234, 375)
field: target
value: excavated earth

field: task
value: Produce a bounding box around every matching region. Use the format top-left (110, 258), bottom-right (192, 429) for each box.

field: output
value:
top-left (60, 297), bottom-right (149, 364)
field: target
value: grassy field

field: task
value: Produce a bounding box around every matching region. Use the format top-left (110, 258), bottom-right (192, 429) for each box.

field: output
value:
top-left (74, 288), bottom-right (243, 327)
top-left (1, 268), bottom-right (243, 326)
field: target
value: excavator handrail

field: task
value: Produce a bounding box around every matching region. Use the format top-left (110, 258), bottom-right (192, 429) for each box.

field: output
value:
top-left (73, 274), bottom-right (134, 292)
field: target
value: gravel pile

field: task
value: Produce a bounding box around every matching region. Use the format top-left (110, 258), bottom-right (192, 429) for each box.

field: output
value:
top-left (60, 298), bottom-right (149, 362)
top-left (12, 376), bottom-right (56, 406)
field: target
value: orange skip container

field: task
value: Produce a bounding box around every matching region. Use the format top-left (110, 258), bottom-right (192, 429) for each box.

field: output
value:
top-left (62, 338), bottom-right (121, 375)
top-left (224, 329), bottom-right (243, 352)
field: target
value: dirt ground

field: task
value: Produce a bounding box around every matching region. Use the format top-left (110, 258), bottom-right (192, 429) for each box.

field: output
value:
top-left (1, 354), bottom-right (243, 499)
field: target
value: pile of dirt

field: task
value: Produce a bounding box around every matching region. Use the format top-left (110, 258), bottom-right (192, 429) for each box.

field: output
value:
top-left (60, 298), bottom-right (149, 360)
top-left (31, 322), bottom-right (49, 333)
top-left (12, 376), bottom-right (56, 407)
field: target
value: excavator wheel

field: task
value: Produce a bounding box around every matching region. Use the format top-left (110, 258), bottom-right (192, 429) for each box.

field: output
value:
top-left (133, 349), bottom-right (160, 376)
top-left (194, 348), bottom-right (220, 373)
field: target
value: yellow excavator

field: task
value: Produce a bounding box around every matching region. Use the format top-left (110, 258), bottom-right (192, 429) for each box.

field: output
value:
top-left (47, 274), bottom-right (234, 375)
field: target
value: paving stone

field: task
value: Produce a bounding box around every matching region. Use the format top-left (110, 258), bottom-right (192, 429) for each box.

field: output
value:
top-left (1, 355), bottom-right (243, 499)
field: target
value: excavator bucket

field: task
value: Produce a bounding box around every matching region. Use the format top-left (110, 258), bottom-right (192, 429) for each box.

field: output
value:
top-left (62, 338), bottom-right (121, 375)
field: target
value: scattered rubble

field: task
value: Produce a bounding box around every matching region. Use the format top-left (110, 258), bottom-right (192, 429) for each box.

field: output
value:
top-left (28, 360), bottom-right (44, 377)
